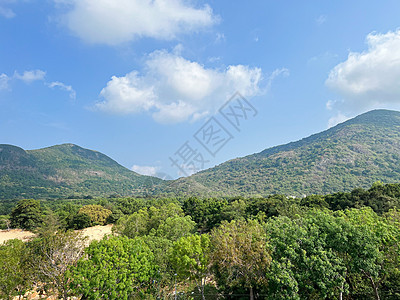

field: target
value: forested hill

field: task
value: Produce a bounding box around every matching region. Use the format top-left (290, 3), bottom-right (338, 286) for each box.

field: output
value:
top-left (2, 109), bottom-right (400, 199)
top-left (168, 109), bottom-right (400, 196)
top-left (0, 143), bottom-right (163, 199)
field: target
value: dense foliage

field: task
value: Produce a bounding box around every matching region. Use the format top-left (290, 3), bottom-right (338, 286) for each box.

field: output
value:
top-left (170, 110), bottom-right (400, 196)
top-left (0, 143), bottom-right (163, 200)
top-left (2, 182), bottom-right (400, 298)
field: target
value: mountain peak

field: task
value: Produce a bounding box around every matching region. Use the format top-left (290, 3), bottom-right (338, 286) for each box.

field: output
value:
top-left (170, 109), bottom-right (400, 197)
top-left (339, 109), bottom-right (400, 128)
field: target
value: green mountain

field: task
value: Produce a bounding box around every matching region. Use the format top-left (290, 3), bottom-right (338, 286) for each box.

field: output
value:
top-left (167, 109), bottom-right (400, 196)
top-left (2, 109), bottom-right (400, 199)
top-left (0, 143), bottom-right (163, 199)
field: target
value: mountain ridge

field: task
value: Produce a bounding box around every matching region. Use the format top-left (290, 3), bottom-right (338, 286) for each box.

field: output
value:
top-left (167, 109), bottom-right (400, 196)
top-left (1, 109), bottom-right (400, 199)
top-left (0, 143), bottom-right (163, 199)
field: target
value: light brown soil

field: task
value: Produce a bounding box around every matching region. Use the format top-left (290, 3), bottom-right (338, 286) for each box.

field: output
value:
top-left (0, 224), bottom-right (113, 245)
top-left (0, 229), bottom-right (36, 244)
top-left (80, 224), bottom-right (113, 245)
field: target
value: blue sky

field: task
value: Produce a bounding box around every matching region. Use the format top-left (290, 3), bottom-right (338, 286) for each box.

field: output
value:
top-left (1, 0), bottom-right (400, 178)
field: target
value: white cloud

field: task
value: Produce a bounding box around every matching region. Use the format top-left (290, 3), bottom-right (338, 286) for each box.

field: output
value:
top-left (131, 165), bottom-right (159, 176)
top-left (328, 112), bottom-right (350, 128)
top-left (14, 69), bottom-right (46, 83)
top-left (2, 69), bottom-right (76, 99)
top-left (0, 6), bottom-right (15, 18)
top-left (96, 50), bottom-right (266, 123)
top-left (55, 0), bottom-right (218, 45)
top-left (0, 74), bottom-right (9, 90)
top-left (48, 81), bottom-right (76, 99)
top-left (326, 29), bottom-right (400, 112)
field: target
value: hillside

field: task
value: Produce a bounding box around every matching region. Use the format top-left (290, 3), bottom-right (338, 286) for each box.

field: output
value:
top-left (0, 143), bottom-right (163, 199)
top-left (2, 110), bottom-right (400, 199)
top-left (167, 110), bottom-right (400, 196)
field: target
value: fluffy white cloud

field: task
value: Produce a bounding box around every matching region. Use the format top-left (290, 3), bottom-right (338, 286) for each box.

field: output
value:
top-left (14, 69), bottom-right (46, 83)
top-left (96, 50), bottom-right (266, 123)
top-left (131, 165), bottom-right (159, 176)
top-left (48, 81), bottom-right (76, 99)
top-left (55, 0), bottom-right (218, 45)
top-left (326, 30), bottom-right (400, 112)
top-left (0, 74), bottom-right (9, 90)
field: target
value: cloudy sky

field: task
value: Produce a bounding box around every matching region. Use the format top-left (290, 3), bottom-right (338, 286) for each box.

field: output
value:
top-left (1, 0), bottom-right (400, 178)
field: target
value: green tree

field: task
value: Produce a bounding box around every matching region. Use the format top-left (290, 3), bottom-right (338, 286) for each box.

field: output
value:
top-left (265, 212), bottom-right (346, 300)
top-left (170, 234), bottom-right (211, 300)
top-left (10, 199), bottom-right (43, 230)
top-left (210, 219), bottom-right (271, 300)
top-left (339, 208), bottom-right (400, 300)
top-left (78, 204), bottom-right (111, 225)
top-left (155, 215), bottom-right (196, 241)
top-left (114, 202), bottom-right (185, 238)
top-left (69, 236), bottom-right (157, 299)
top-left (183, 197), bottom-right (228, 232)
top-left (70, 213), bottom-right (92, 229)
top-left (0, 239), bottom-right (31, 299)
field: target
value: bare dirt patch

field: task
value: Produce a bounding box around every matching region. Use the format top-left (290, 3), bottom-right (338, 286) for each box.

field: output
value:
top-left (80, 224), bottom-right (113, 245)
top-left (0, 224), bottom-right (113, 245)
top-left (0, 229), bottom-right (35, 244)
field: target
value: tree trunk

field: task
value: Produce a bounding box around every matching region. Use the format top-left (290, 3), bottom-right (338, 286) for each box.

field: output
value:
top-left (249, 286), bottom-right (254, 300)
top-left (369, 277), bottom-right (380, 300)
top-left (201, 282), bottom-right (206, 300)
top-left (339, 280), bottom-right (344, 300)
top-left (363, 270), bottom-right (380, 300)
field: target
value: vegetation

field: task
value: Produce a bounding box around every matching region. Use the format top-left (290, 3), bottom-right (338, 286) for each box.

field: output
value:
top-left (0, 239), bottom-right (31, 299)
top-left (1, 182), bottom-right (400, 298)
top-left (3, 110), bottom-right (400, 200)
top-left (69, 236), bottom-right (157, 299)
top-left (0, 143), bottom-right (163, 200)
top-left (171, 110), bottom-right (400, 196)
top-left (10, 199), bottom-right (43, 230)
top-left (77, 204), bottom-right (112, 226)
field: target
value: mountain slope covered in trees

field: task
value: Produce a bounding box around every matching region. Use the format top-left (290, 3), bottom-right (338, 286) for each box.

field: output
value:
top-left (0, 143), bottom-right (163, 199)
top-left (168, 109), bottom-right (400, 196)
top-left (2, 110), bottom-right (400, 199)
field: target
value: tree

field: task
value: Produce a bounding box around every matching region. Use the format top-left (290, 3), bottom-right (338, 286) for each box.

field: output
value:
top-left (155, 215), bottom-right (196, 241)
top-left (210, 219), bottom-right (271, 300)
top-left (114, 204), bottom-right (197, 297)
top-left (0, 239), bottom-right (31, 299)
top-left (338, 208), bottom-right (400, 300)
top-left (10, 199), bottom-right (42, 230)
top-left (183, 197), bottom-right (228, 232)
top-left (113, 202), bottom-right (186, 238)
top-left (78, 205), bottom-right (111, 225)
top-left (264, 212), bottom-right (347, 300)
top-left (170, 234), bottom-right (211, 300)
top-left (69, 236), bottom-right (157, 299)
top-left (70, 213), bottom-right (92, 230)
top-left (28, 230), bottom-right (86, 300)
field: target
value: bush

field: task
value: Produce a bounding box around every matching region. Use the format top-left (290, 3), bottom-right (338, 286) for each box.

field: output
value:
top-left (10, 199), bottom-right (42, 230)
top-left (70, 213), bottom-right (92, 229)
top-left (78, 205), bottom-right (111, 226)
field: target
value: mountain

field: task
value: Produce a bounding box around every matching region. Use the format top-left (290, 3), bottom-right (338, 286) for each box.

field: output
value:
top-left (2, 110), bottom-right (400, 200)
top-left (0, 143), bottom-right (163, 199)
top-left (166, 110), bottom-right (400, 196)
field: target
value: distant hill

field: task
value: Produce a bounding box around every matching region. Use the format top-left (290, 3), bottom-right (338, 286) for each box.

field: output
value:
top-left (2, 110), bottom-right (400, 200)
top-left (0, 143), bottom-right (163, 199)
top-left (167, 110), bottom-right (400, 196)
